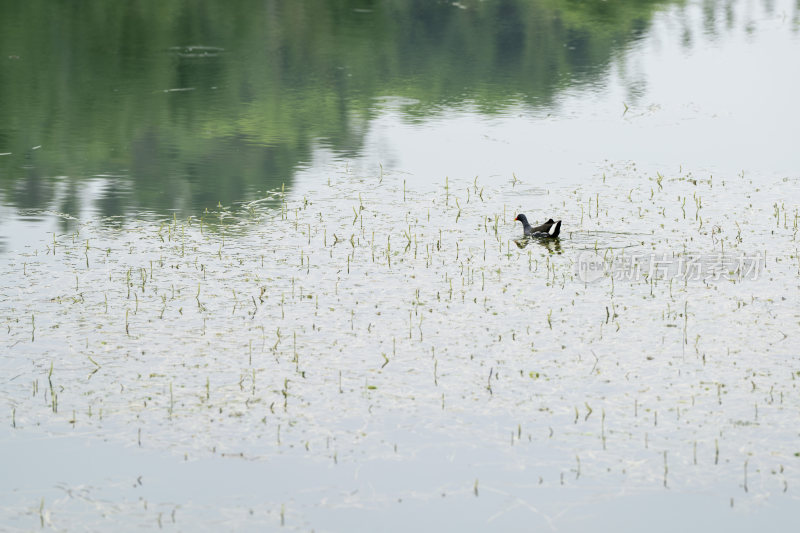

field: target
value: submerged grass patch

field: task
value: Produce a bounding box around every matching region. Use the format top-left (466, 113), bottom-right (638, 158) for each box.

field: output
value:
top-left (2, 163), bottom-right (800, 527)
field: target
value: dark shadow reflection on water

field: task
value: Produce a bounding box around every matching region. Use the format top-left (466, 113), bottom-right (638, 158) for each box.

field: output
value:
top-left (0, 0), bottom-right (678, 220)
top-left (514, 236), bottom-right (563, 254)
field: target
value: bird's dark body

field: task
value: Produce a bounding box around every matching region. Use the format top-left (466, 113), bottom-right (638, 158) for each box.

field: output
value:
top-left (514, 214), bottom-right (562, 238)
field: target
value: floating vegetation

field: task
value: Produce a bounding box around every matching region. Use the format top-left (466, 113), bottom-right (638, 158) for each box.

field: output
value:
top-left (2, 161), bottom-right (800, 528)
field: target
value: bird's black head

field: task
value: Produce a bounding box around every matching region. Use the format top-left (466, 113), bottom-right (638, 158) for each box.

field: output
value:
top-left (514, 214), bottom-right (528, 224)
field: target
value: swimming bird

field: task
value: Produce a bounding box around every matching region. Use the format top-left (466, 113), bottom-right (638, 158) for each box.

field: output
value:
top-left (514, 214), bottom-right (561, 238)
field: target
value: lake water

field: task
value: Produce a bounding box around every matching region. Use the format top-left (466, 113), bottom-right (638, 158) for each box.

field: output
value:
top-left (2, 0), bottom-right (800, 531)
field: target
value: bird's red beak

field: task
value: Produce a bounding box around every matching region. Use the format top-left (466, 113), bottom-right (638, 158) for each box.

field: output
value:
top-left (514, 215), bottom-right (519, 221)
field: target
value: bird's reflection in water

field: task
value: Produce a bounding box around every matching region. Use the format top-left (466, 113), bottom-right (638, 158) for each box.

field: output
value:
top-left (514, 237), bottom-right (562, 254)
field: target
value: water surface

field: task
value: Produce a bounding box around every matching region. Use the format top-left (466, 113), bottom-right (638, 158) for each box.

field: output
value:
top-left (2, 0), bottom-right (800, 531)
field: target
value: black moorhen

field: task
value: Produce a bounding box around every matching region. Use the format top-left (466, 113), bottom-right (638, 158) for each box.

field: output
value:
top-left (514, 214), bottom-right (561, 238)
